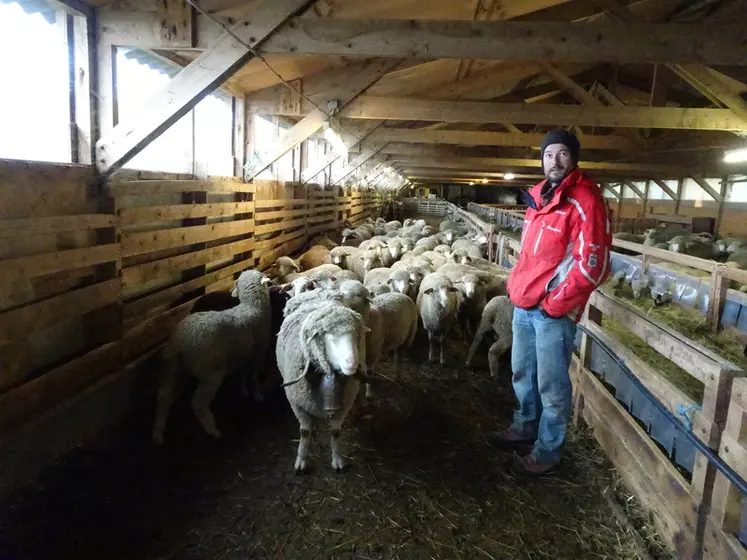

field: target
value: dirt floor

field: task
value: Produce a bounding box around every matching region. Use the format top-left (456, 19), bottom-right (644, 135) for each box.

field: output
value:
top-left (0, 329), bottom-right (672, 560)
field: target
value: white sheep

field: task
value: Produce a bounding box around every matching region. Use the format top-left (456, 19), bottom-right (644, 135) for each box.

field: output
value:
top-left (371, 292), bottom-right (418, 379)
top-left (152, 270), bottom-right (272, 444)
top-left (349, 249), bottom-right (383, 281)
top-left (455, 273), bottom-right (488, 340)
top-left (363, 267), bottom-right (392, 294)
top-left (277, 301), bottom-right (369, 473)
top-left (330, 246), bottom-right (359, 269)
top-left (465, 295), bottom-right (514, 377)
top-left (417, 273), bottom-right (459, 365)
top-left (450, 239), bottom-right (483, 259)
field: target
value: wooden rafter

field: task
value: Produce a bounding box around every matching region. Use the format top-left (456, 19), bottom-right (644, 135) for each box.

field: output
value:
top-left (651, 179), bottom-right (677, 200)
top-left (622, 180), bottom-right (645, 198)
top-left (365, 128), bottom-right (634, 150)
top-left (690, 176), bottom-right (724, 202)
top-left (330, 142), bottom-right (387, 186)
top-left (95, 0), bottom-right (315, 175)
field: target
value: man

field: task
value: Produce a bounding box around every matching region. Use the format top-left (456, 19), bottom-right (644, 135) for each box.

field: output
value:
top-left (490, 129), bottom-right (613, 476)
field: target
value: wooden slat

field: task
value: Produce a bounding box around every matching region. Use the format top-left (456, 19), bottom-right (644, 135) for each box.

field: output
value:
top-left (308, 213), bottom-right (335, 225)
top-left (0, 341), bottom-right (123, 434)
top-left (121, 219), bottom-right (254, 257)
top-left (254, 208), bottom-right (308, 221)
top-left (124, 257), bottom-right (254, 319)
top-left (109, 180), bottom-right (254, 198)
top-left (254, 198), bottom-right (308, 209)
top-left (254, 217), bottom-right (305, 236)
top-left (122, 238), bottom-right (255, 288)
top-left (119, 202), bottom-right (254, 226)
top-left (1, 244), bottom-right (119, 284)
top-left (255, 228), bottom-right (307, 251)
top-left (121, 299), bottom-right (194, 360)
top-left (612, 238), bottom-right (717, 272)
top-left (0, 279), bottom-right (121, 345)
top-left (0, 214), bottom-right (115, 237)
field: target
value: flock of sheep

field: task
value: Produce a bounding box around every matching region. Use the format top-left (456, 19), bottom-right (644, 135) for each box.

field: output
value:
top-left (151, 215), bottom-right (515, 473)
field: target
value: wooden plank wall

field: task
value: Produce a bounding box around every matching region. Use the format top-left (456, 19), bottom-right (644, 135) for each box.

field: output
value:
top-left (0, 160), bottom-right (387, 450)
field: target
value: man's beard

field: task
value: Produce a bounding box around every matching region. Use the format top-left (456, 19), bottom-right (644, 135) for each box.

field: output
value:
top-left (546, 167), bottom-right (569, 184)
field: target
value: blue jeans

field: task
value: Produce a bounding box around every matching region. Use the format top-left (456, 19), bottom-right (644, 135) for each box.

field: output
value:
top-left (510, 307), bottom-right (577, 465)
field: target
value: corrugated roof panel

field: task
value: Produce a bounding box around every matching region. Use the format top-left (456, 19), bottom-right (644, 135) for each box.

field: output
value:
top-left (0, 0), bottom-right (56, 23)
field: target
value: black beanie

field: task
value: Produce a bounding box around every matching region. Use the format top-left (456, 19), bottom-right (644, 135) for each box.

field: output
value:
top-left (540, 129), bottom-right (580, 164)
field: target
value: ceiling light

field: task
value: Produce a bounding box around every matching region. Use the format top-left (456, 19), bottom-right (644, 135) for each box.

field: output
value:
top-left (504, 172), bottom-right (516, 180)
top-left (468, 181), bottom-right (475, 185)
top-left (481, 178), bottom-right (488, 183)
top-left (724, 148), bottom-right (747, 163)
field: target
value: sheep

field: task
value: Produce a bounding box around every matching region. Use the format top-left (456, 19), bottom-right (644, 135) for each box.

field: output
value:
top-left (363, 267), bottom-right (392, 294)
top-left (359, 238), bottom-right (387, 252)
top-left (309, 235), bottom-right (338, 250)
top-left (349, 249), bottom-right (383, 281)
top-left (439, 220), bottom-right (463, 233)
top-left (152, 270), bottom-right (272, 444)
top-left (371, 284), bottom-right (392, 296)
top-left (415, 235), bottom-right (440, 252)
top-left (611, 267), bottom-right (628, 289)
top-left (421, 225), bottom-right (438, 236)
top-left (385, 220), bottom-right (402, 232)
top-left (330, 246), bottom-right (359, 269)
top-left (190, 291), bottom-right (238, 313)
top-left (438, 263), bottom-right (508, 300)
top-left (298, 245), bottom-right (331, 271)
top-left (433, 244), bottom-right (451, 255)
top-left (613, 232), bottom-right (644, 244)
top-left (385, 268), bottom-right (415, 299)
top-left (272, 256), bottom-right (300, 280)
top-left (420, 250), bottom-right (448, 270)
top-left (455, 273), bottom-right (488, 340)
top-left (288, 276), bottom-right (318, 297)
top-left (277, 301), bottom-right (369, 473)
top-left (450, 239), bottom-right (483, 259)
top-left (332, 270), bottom-right (359, 287)
top-left (385, 237), bottom-right (405, 261)
top-left (370, 291), bottom-right (418, 378)
top-left (417, 273), bottom-right (460, 365)
top-left (465, 295), bottom-right (514, 377)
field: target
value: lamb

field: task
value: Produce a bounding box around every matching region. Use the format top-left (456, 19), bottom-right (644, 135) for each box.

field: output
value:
top-left (277, 301), bottom-right (369, 473)
top-left (385, 268), bottom-right (415, 298)
top-left (417, 273), bottom-right (460, 365)
top-left (298, 245), bottom-right (331, 271)
top-left (465, 295), bottom-right (514, 377)
top-left (390, 262), bottom-right (428, 298)
top-left (631, 274), bottom-right (650, 299)
top-left (455, 273), bottom-right (488, 340)
top-left (152, 270), bottom-right (272, 444)
top-left (272, 256), bottom-right (301, 281)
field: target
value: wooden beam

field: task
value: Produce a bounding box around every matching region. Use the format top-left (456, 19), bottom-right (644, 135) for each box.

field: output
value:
top-left (622, 181), bottom-right (645, 198)
top-left (94, 0), bottom-right (315, 175)
top-left (100, 16), bottom-right (747, 66)
top-left (366, 128), bottom-right (633, 150)
top-left (331, 142), bottom-right (387, 186)
top-left (389, 155), bottom-right (682, 174)
top-left (256, 19), bottom-right (747, 66)
top-left (603, 182), bottom-right (621, 199)
top-left (670, 64), bottom-right (747, 125)
top-left (690, 176), bottom-right (724, 202)
top-left (336, 98), bottom-right (747, 131)
top-left (651, 179), bottom-right (677, 200)
top-left (244, 59), bottom-right (400, 181)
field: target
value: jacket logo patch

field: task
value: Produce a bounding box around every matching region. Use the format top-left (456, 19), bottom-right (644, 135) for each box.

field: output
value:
top-left (546, 225), bottom-right (562, 233)
top-left (588, 253), bottom-right (598, 268)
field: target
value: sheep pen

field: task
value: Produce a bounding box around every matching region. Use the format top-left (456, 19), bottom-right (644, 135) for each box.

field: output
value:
top-left (0, 217), bottom-right (671, 560)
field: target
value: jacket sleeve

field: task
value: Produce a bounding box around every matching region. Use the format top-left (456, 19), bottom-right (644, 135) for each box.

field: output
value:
top-left (541, 192), bottom-right (612, 318)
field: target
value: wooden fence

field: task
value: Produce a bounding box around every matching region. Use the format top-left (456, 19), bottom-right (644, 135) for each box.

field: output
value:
top-left (0, 160), bottom-right (387, 465)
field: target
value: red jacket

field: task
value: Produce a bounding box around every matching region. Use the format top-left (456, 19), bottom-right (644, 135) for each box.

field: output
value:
top-left (507, 168), bottom-right (612, 322)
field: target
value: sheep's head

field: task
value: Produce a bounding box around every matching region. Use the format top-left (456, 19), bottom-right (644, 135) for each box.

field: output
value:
top-left (423, 277), bottom-right (458, 308)
top-left (275, 256), bottom-right (300, 278)
top-left (386, 240), bottom-right (402, 259)
top-left (290, 277), bottom-right (317, 297)
top-left (337, 279), bottom-right (371, 315)
top-left (308, 270), bottom-right (337, 290)
top-left (302, 304), bottom-right (368, 378)
top-left (361, 251), bottom-right (381, 271)
top-left (459, 274), bottom-right (481, 299)
top-left (403, 218), bottom-right (414, 228)
top-left (387, 269), bottom-right (413, 296)
top-left (232, 269), bottom-right (272, 301)
top-left (341, 228), bottom-right (356, 242)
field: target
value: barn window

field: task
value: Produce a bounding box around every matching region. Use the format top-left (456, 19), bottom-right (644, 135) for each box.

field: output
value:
top-left (249, 114), bottom-right (279, 180)
top-left (0, 1), bottom-right (74, 163)
top-left (115, 47), bottom-right (236, 176)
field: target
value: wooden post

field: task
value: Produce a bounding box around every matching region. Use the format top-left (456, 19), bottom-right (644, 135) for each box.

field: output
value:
top-left (675, 177), bottom-right (683, 215)
top-left (617, 183), bottom-right (624, 230)
top-left (707, 265), bottom-right (729, 332)
top-left (643, 179), bottom-right (650, 217)
top-left (714, 177), bottom-right (728, 236)
top-left (574, 303), bottom-right (602, 427)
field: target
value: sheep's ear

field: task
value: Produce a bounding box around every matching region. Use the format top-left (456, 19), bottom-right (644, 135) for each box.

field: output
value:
top-left (448, 286), bottom-right (459, 292)
top-left (363, 326), bottom-right (372, 334)
top-left (330, 276), bottom-right (338, 282)
top-left (292, 262), bottom-right (301, 272)
top-left (424, 288), bottom-right (434, 295)
top-left (279, 283), bottom-right (294, 293)
top-left (465, 256), bottom-right (472, 263)
top-left (261, 276), bottom-right (272, 285)
top-left (386, 278), bottom-right (393, 285)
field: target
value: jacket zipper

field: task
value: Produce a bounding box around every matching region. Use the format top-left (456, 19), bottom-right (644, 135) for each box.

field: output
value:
top-left (533, 224), bottom-right (544, 255)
